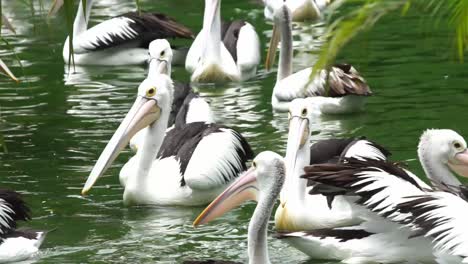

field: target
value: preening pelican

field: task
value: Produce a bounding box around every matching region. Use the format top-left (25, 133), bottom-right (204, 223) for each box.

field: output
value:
top-left (263, 0), bottom-right (332, 21)
top-left (0, 189), bottom-right (47, 263)
top-left (82, 73), bottom-right (254, 206)
top-left (189, 151), bottom-right (285, 264)
top-left (265, 3), bottom-right (371, 112)
top-left (295, 129), bottom-right (468, 262)
top-left (63, 0), bottom-right (193, 66)
top-left (129, 39), bottom-right (215, 152)
top-left (185, 0), bottom-right (261, 83)
top-left (275, 98), bottom-right (390, 232)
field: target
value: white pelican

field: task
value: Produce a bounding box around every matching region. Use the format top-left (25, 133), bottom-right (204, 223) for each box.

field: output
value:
top-left (190, 151), bottom-right (285, 264)
top-left (275, 98), bottom-right (390, 232)
top-left (82, 73), bottom-right (254, 206)
top-left (63, 0), bottom-right (193, 66)
top-left (185, 0), bottom-right (261, 83)
top-left (265, 3), bottom-right (371, 112)
top-left (129, 39), bottom-right (215, 152)
top-left (263, 0), bottom-right (332, 22)
top-left (294, 129), bottom-right (468, 262)
top-left (0, 189), bottom-right (47, 263)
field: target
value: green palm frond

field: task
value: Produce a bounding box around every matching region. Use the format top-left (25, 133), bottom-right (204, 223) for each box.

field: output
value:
top-left (313, 0), bottom-right (468, 78)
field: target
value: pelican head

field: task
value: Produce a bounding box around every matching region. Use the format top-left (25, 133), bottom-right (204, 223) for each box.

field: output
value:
top-left (193, 151), bottom-right (285, 226)
top-left (418, 129), bottom-right (468, 179)
top-left (82, 75), bottom-right (173, 195)
top-left (148, 39), bottom-right (173, 76)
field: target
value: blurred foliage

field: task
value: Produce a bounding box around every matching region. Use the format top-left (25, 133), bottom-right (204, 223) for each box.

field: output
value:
top-left (313, 0), bottom-right (468, 76)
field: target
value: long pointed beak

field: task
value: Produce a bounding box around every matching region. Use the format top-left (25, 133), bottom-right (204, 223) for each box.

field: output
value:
top-left (448, 149), bottom-right (468, 178)
top-left (193, 167), bottom-right (258, 226)
top-left (265, 23), bottom-right (280, 71)
top-left (283, 116), bottom-right (309, 199)
top-left (82, 97), bottom-right (161, 195)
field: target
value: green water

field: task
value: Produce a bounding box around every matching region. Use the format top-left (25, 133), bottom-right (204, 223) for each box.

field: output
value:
top-left (0, 0), bottom-right (467, 263)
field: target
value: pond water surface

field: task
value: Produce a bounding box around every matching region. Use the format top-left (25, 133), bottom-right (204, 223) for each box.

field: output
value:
top-left (0, 0), bottom-right (467, 263)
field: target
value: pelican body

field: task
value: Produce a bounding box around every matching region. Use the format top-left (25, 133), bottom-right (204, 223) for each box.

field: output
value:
top-left (185, 0), bottom-right (260, 83)
top-left (265, 4), bottom-right (371, 113)
top-left (82, 56), bottom-right (254, 206)
top-left (296, 129), bottom-right (468, 263)
top-left (263, 0), bottom-right (330, 22)
top-left (0, 189), bottom-right (47, 263)
top-left (63, 0), bottom-right (193, 66)
top-left (275, 98), bottom-right (389, 232)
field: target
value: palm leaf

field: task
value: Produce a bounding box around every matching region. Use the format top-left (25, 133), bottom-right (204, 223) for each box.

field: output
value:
top-left (0, 58), bottom-right (18, 82)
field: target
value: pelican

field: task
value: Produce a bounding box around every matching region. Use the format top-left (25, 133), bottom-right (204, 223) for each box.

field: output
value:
top-left (189, 151), bottom-right (285, 264)
top-left (185, 0), bottom-right (261, 83)
top-left (263, 0), bottom-right (332, 22)
top-left (265, 3), bottom-right (371, 112)
top-left (63, 0), bottom-right (193, 66)
top-left (129, 39), bottom-right (215, 152)
top-left (295, 129), bottom-right (468, 262)
top-left (0, 189), bottom-right (47, 263)
top-left (82, 73), bottom-right (254, 206)
top-left (275, 98), bottom-right (390, 232)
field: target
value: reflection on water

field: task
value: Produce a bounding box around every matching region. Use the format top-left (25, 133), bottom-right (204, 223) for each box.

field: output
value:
top-left (0, 0), bottom-right (467, 263)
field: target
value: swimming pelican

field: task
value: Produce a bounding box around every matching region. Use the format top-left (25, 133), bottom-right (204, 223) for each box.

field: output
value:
top-left (185, 0), bottom-right (261, 83)
top-left (295, 129), bottom-right (468, 262)
top-left (190, 151), bottom-right (285, 264)
top-left (0, 189), bottom-right (47, 262)
top-left (263, 0), bottom-right (332, 21)
top-left (82, 74), bottom-right (253, 206)
top-left (63, 0), bottom-right (193, 66)
top-left (265, 3), bottom-right (371, 112)
top-left (129, 39), bottom-right (215, 152)
top-left (275, 98), bottom-right (390, 232)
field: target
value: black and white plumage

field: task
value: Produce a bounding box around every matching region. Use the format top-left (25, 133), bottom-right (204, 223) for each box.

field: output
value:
top-left (82, 74), bottom-right (254, 206)
top-left (298, 129), bottom-right (468, 262)
top-left (0, 189), bottom-right (47, 263)
top-left (185, 0), bottom-right (260, 83)
top-left (276, 99), bottom-right (391, 232)
top-left (397, 192), bottom-right (468, 261)
top-left (63, 0), bottom-right (193, 65)
top-left (157, 122), bottom-right (254, 187)
top-left (266, 3), bottom-right (371, 112)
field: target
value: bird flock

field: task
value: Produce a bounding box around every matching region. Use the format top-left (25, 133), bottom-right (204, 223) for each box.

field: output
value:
top-left (3, 0), bottom-right (468, 263)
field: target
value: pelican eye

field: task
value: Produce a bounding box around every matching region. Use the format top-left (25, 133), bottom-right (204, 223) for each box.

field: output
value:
top-left (146, 87), bottom-right (157, 97)
top-left (252, 161), bottom-right (257, 168)
top-left (453, 141), bottom-right (463, 149)
top-left (160, 50), bottom-right (165, 57)
top-left (301, 108), bottom-right (307, 116)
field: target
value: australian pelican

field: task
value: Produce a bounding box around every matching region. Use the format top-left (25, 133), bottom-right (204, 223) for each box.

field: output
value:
top-left (275, 98), bottom-right (390, 232)
top-left (263, 0), bottom-right (332, 21)
top-left (189, 151), bottom-right (285, 264)
top-left (296, 129), bottom-right (468, 262)
top-left (265, 3), bottom-right (371, 112)
top-left (0, 189), bottom-right (47, 263)
top-left (82, 73), bottom-right (254, 206)
top-left (185, 0), bottom-right (261, 83)
top-left (63, 0), bottom-right (193, 66)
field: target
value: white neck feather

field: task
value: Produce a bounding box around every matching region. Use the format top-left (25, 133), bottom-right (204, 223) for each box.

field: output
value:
top-left (129, 100), bottom-right (171, 191)
top-left (281, 145), bottom-right (309, 204)
top-left (418, 142), bottom-right (461, 190)
top-left (248, 187), bottom-right (279, 264)
top-left (203, 0), bottom-right (222, 64)
top-left (73, 0), bottom-right (94, 36)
